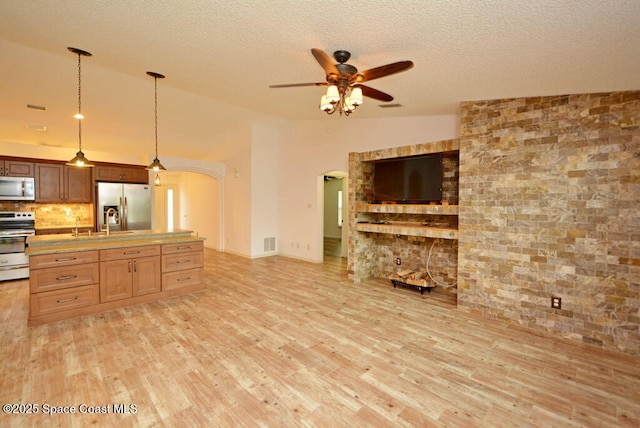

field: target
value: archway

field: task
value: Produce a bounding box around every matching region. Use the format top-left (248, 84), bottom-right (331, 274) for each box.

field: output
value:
top-left (154, 156), bottom-right (226, 250)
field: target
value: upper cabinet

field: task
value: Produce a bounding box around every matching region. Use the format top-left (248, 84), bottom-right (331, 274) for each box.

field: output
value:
top-left (35, 163), bottom-right (93, 203)
top-left (94, 164), bottom-right (148, 184)
top-left (0, 159), bottom-right (34, 177)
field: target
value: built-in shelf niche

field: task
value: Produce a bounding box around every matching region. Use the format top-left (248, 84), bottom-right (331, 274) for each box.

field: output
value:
top-left (348, 139), bottom-right (460, 292)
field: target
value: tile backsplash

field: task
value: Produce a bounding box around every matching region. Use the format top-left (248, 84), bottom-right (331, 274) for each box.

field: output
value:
top-left (0, 202), bottom-right (93, 229)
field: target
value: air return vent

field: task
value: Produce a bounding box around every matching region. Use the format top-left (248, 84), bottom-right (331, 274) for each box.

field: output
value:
top-left (27, 104), bottom-right (47, 111)
top-left (264, 237), bottom-right (276, 252)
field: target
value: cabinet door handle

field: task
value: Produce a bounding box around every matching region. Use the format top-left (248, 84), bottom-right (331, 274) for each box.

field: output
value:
top-left (55, 257), bottom-right (77, 262)
top-left (56, 274), bottom-right (77, 281)
top-left (133, 260), bottom-right (137, 272)
top-left (124, 251), bottom-right (140, 255)
top-left (57, 296), bottom-right (79, 303)
top-left (176, 259), bottom-right (191, 264)
top-left (128, 261), bottom-right (132, 273)
top-left (176, 246), bottom-right (191, 250)
top-left (177, 276), bottom-right (191, 282)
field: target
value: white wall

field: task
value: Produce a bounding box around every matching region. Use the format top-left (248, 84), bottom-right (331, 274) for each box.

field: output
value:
top-left (211, 128), bottom-right (253, 257)
top-left (0, 141), bottom-right (147, 166)
top-left (277, 115), bottom-right (459, 262)
top-left (178, 172), bottom-right (219, 249)
top-left (250, 124), bottom-right (279, 257)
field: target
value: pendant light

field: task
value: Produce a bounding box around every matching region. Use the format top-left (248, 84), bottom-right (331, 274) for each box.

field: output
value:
top-left (146, 71), bottom-right (166, 183)
top-left (66, 47), bottom-right (94, 167)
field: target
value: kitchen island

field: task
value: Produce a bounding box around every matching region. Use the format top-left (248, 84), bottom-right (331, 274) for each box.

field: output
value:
top-left (26, 229), bottom-right (206, 325)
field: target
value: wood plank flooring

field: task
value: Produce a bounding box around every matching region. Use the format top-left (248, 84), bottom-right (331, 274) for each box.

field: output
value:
top-left (1, 249), bottom-right (639, 427)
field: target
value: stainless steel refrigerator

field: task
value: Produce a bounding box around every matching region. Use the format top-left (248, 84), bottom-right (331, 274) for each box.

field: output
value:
top-left (96, 183), bottom-right (151, 232)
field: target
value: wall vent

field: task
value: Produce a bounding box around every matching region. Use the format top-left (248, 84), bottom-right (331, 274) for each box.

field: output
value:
top-left (27, 104), bottom-right (47, 111)
top-left (264, 237), bottom-right (276, 252)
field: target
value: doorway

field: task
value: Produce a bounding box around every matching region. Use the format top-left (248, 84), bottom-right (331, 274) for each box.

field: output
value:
top-left (322, 171), bottom-right (348, 262)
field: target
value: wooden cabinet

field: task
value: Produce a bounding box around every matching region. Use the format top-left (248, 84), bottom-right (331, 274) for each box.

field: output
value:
top-left (94, 165), bottom-right (148, 184)
top-left (161, 241), bottom-right (204, 290)
top-left (29, 250), bottom-right (100, 318)
top-left (99, 245), bottom-right (161, 302)
top-left (0, 159), bottom-right (34, 176)
top-left (35, 163), bottom-right (92, 203)
top-left (65, 165), bottom-right (93, 202)
top-left (27, 236), bottom-right (205, 325)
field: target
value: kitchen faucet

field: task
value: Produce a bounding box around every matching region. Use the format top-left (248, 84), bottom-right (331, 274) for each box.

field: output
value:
top-left (73, 216), bottom-right (80, 237)
top-left (104, 208), bottom-right (118, 236)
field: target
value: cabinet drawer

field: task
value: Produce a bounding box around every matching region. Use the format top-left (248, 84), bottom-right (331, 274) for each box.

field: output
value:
top-left (162, 241), bottom-right (203, 255)
top-left (30, 284), bottom-right (99, 317)
top-left (161, 251), bottom-right (203, 273)
top-left (29, 251), bottom-right (99, 269)
top-left (30, 263), bottom-right (99, 293)
top-left (100, 245), bottom-right (160, 261)
top-left (162, 267), bottom-right (203, 291)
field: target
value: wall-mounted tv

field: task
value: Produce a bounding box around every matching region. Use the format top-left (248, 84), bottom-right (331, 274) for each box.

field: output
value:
top-left (372, 154), bottom-right (443, 204)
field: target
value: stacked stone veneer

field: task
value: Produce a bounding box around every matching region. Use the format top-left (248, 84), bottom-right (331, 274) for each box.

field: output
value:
top-left (0, 202), bottom-right (93, 229)
top-left (348, 140), bottom-right (460, 299)
top-left (458, 91), bottom-right (640, 356)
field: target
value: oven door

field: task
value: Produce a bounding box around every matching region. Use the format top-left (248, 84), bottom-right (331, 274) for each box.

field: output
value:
top-left (0, 233), bottom-right (31, 281)
top-left (0, 235), bottom-right (27, 254)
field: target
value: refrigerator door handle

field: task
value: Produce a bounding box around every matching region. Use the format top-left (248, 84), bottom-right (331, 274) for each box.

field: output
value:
top-left (119, 197), bottom-right (125, 231)
top-left (123, 197), bottom-right (128, 230)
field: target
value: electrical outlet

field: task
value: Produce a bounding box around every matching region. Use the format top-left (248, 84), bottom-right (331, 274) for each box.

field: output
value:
top-left (395, 258), bottom-right (401, 265)
top-left (551, 297), bottom-right (562, 309)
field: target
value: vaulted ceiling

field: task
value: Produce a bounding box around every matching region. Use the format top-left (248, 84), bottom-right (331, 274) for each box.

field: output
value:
top-left (1, 1), bottom-right (639, 159)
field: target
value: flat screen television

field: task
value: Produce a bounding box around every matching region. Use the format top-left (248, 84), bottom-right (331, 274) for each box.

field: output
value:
top-left (372, 154), bottom-right (443, 204)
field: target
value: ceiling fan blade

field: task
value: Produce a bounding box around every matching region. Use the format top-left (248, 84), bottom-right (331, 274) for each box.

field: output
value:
top-left (311, 48), bottom-right (339, 76)
top-left (269, 82), bottom-right (326, 88)
top-left (356, 84), bottom-right (394, 102)
top-left (356, 60), bottom-right (414, 82)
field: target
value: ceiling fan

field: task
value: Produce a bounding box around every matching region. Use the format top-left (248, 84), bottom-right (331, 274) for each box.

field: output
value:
top-left (269, 48), bottom-right (414, 116)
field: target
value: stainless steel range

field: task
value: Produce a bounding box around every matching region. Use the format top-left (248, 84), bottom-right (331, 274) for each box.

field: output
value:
top-left (0, 211), bottom-right (35, 281)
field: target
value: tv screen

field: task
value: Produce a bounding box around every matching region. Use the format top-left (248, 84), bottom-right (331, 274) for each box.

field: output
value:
top-left (373, 154), bottom-right (443, 203)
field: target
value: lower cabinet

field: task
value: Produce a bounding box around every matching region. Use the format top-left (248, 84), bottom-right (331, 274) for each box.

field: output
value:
top-left (161, 241), bottom-right (204, 290)
top-left (29, 250), bottom-right (100, 318)
top-left (28, 239), bottom-right (205, 325)
top-left (99, 245), bottom-right (161, 302)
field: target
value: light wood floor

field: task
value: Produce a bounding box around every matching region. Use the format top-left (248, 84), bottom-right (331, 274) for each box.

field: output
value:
top-left (1, 249), bottom-right (639, 427)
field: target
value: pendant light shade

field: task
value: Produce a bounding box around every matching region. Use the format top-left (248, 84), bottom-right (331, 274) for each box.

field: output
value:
top-left (66, 47), bottom-right (94, 167)
top-left (146, 71), bottom-right (166, 175)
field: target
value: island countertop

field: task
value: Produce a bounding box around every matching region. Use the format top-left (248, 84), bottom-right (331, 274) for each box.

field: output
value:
top-left (26, 229), bottom-right (204, 256)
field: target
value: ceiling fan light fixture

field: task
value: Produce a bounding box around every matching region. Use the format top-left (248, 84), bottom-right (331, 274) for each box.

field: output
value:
top-left (325, 85), bottom-right (340, 103)
top-left (350, 87), bottom-right (363, 106)
top-left (270, 48), bottom-right (413, 117)
top-left (320, 95), bottom-right (333, 112)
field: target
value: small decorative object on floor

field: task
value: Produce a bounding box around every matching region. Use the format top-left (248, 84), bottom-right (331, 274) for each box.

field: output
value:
top-left (389, 269), bottom-right (435, 295)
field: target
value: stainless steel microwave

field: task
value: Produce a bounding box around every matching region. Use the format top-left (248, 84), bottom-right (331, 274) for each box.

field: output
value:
top-left (0, 176), bottom-right (35, 201)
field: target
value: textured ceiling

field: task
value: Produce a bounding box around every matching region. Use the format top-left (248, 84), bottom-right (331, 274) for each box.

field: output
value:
top-left (0, 0), bottom-right (639, 158)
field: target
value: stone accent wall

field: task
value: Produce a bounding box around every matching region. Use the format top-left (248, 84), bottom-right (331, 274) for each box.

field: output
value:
top-left (458, 91), bottom-right (640, 356)
top-left (0, 202), bottom-right (93, 229)
top-left (348, 140), bottom-right (459, 299)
